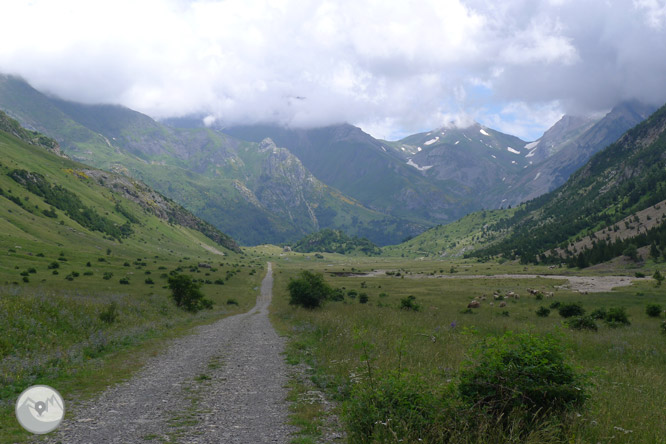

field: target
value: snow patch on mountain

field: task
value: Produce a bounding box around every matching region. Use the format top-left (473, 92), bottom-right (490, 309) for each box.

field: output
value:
top-left (424, 137), bottom-right (439, 145)
top-left (507, 147), bottom-right (520, 155)
top-left (480, 128), bottom-right (490, 136)
top-left (406, 158), bottom-right (433, 172)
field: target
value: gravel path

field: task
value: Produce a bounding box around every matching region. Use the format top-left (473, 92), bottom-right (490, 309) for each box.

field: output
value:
top-left (45, 262), bottom-right (293, 443)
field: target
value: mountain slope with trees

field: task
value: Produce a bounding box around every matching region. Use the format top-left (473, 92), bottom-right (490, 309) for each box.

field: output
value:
top-left (471, 102), bottom-right (666, 265)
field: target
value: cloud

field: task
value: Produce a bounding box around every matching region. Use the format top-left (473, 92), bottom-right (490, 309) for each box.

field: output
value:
top-left (0, 0), bottom-right (665, 140)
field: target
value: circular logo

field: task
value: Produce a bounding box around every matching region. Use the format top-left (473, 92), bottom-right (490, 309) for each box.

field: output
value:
top-left (15, 385), bottom-right (65, 434)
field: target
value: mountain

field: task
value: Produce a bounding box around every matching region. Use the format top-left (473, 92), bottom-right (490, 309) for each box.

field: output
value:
top-left (0, 110), bottom-right (241, 259)
top-left (2, 74), bottom-right (652, 248)
top-left (472, 102), bottom-right (666, 265)
top-left (0, 75), bottom-right (419, 246)
top-left (391, 123), bottom-right (530, 208)
top-left (496, 102), bottom-right (656, 206)
top-left (224, 110), bottom-right (651, 229)
top-left (224, 122), bottom-right (538, 223)
top-left (224, 123), bottom-right (460, 223)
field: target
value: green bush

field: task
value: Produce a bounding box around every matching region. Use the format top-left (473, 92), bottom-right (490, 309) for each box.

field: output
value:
top-left (168, 274), bottom-right (213, 312)
top-left (359, 293), bottom-right (369, 304)
top-left (119, 278), bottom-right (130, 285)
top-left (400, 295), bottom-right (420, 311)
top-left (590, 308), bottom-right (607, 320)
top-left (330, 288), bottom-right (345, 301)
top-left (226, 298), bottom-right (239, 306)
top-left (344, 371), bottom-right (451, 444)
top-left (567, 316), bottom-right (598, 331)
top-left (102, 272), bottom-right (113, 280)
top-left (287, 270), bottom-right (332, 309)
top-left (145, 278), bottom-right (155, 285)
top-left (661, 321), bottom-right (666, 335)
top-left (459, 332), bottom-right (587, 419)
top-left (646, 304), bottom-right (662, 318)
top-left (536, 306), bottom-right (551, 317)
top-left (549, 301), bottom-right (561, 309)
top-left (558, 303), bottom-right (585, 318)
top-left (604, 307), bottom-right (630, 327)
top-left (99, 302), bottom-right (118, 324)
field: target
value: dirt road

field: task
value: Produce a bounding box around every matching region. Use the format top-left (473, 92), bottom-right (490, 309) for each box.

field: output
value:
top-left (45, 262), bottom-right (293, 443)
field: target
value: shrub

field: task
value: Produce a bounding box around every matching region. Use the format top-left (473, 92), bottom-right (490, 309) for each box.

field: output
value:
top-left (214, 278), bottom-right (225, 285)
top-left (654, 270), bottom-right (664, 287)
top-left (103, 272), bottom-right (113, 280)
top-left (567, 316), bottom-right (598, 331)
top-left (287, 270), bottom-right (332, 309)
top-left (83, 271), bottom-right (93, 276)
top-left (400, 295), bottom-right (420, 311)
top-left (536, 306), bottom-right (551, 317)
top-left (226, 298), bottom-right (239, 306)
top-left (99, 302), bottom-right (118, 324)
top-left (330, 288), bottom-right (345, 301)
top-left (646, 304), bottom-right (663, 318)
top-left (590, 308), bottom-right (607, 320)
top-left (459, 333), bottom-right (587, 419)
top-left (347, 289), bottom-right (358, 299)
top-left (359, 293), bottom-right (369, 304)
top-left (558, 303), bottom-right (585, 318)
top-left (145, 278), bottom-right (155, 285)
top-left (168, 274), bottom-right (213, 312)
top-left (661, 321), bottom-right (666, 335)
top-left (119, 278), bottom-right (130, 285)
top-left (47, 261), bottom-right (60, 269)
top-left (605, 307), bottom-right (630, 327)
top-left (344, 371), bottom-right (451, 444)
top-left (549, 301), bottom-right (561, 309)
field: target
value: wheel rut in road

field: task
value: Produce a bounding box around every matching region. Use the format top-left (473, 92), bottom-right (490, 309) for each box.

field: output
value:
top-left (45, 262), bottom-right (293, 443)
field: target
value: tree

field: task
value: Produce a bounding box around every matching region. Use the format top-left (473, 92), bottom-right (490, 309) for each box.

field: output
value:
top-left (287, 270), bottom-right (332, 309)
top-left (654, 270), bottom-right (665, 287)
top-left (623, 244), bottom-right (639, 261)
top-left (168, 274), bottom-right (212, 312)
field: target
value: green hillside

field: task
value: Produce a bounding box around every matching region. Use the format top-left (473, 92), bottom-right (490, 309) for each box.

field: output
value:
top-left (383, 208), bottom-right (518, 258)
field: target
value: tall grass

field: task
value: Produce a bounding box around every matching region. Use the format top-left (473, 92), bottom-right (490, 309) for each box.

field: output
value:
top-left (271, 258), bottom-right (666, 443)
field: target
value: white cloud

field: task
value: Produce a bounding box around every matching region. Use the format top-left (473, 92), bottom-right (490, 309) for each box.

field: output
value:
top-left (634, 0), bottom-right (666, 28)
top-left (0, 0), bottom-right (664, 141)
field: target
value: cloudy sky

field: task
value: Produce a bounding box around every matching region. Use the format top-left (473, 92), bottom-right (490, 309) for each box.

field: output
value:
top-left (1, 0), bottom-right (666, 140)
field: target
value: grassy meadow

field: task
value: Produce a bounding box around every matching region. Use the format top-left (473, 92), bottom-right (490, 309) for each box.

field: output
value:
top-left (267, 250), bottom-right (666, 443)
top-left (0, 241), bottom-right (265, 442)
